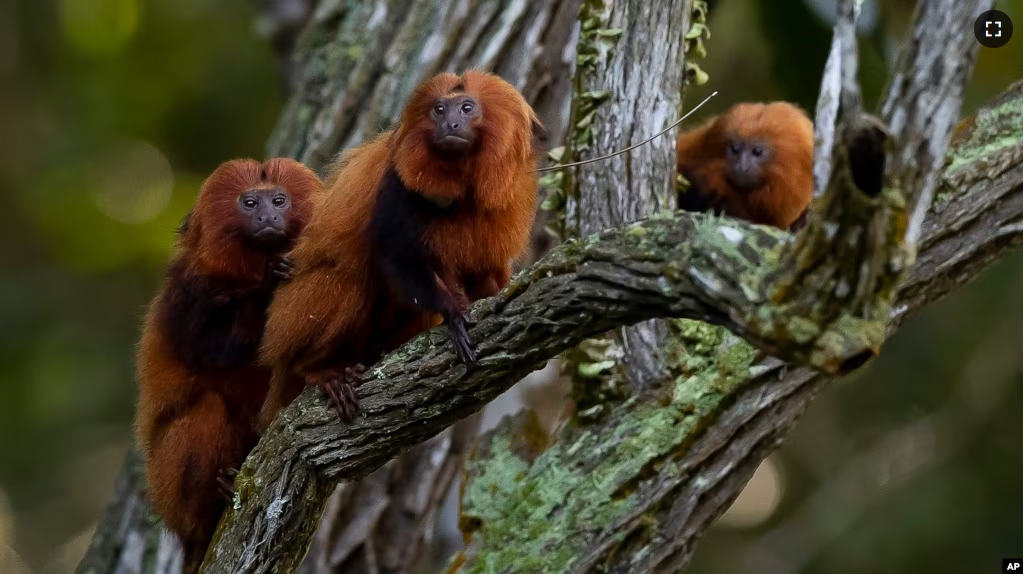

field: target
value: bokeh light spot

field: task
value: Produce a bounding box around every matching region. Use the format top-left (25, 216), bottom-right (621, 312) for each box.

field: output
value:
top-left (59, 0), bottom-right (139, 57)
top-left (91, 140), bottom-right (174, 224)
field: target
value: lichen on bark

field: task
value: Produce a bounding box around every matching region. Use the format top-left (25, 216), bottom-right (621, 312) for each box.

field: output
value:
top-left (456, 324), bottom-right (759, 573)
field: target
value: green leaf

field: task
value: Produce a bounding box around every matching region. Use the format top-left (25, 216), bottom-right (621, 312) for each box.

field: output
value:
top-left (577, 360), bottom-right (617, 379)
top-left (540, 189), bottom-right (564, 211)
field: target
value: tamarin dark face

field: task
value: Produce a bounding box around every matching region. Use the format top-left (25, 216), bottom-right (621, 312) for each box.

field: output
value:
top-left (725, 137), bottom-right (770, 190)
top-left (429, 94), bottom-right (481, 154)
top-left (238, 186), bottom-right (292, 245)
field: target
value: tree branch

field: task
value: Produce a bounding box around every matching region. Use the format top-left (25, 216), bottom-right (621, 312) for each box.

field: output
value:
top-left (811, 0), bottom-right (863, 196)
top-left (879, 0), bottom-right (989, 245)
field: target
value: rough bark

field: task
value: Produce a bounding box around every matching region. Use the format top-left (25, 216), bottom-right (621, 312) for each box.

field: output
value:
top-left (812, 0), bottom-right (863, 197)
top-left (878, 0), bottom-right (986, 246)
top-left (563, 0), bottom-right (687, 235)
top-left (561, 0), bottom-right (692, 391)
top-left (295, 415), bottom-right (483, 574)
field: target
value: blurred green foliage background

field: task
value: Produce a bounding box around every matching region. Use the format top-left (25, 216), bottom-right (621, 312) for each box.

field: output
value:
top-left (0, 0), bottom-right (1019, 573)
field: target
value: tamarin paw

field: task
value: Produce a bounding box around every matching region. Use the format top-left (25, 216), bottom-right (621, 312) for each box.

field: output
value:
top-left (308, 367), bottom-right (364, 423)
top-left (217, 468), bottom-right (239, 501)
top-left (446, 312), bottom-right (476, 365)
top-left (270, 255), bottom-right (294, 281)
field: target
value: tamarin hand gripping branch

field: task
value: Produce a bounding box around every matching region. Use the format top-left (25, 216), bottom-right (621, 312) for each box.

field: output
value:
top-left (134, 158), bottom-right (319, 574)
top-left (257, 70), bottom-right (541, 429)
top-left (676, 101), bottom-right (814, 230)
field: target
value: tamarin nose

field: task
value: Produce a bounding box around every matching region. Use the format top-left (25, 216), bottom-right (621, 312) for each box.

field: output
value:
top-left (448, 122), bottom-right (461, 130)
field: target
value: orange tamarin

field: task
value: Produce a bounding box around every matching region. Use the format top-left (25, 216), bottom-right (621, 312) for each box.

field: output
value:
top-left (257, 70), bottom-right (541, 428)
top-left (675, 101), bottom-right (814, 230)
top-left (133, 158), bottom-right (319, 573)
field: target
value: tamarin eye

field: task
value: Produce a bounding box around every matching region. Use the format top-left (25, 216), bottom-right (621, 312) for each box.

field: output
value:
top-left (752, 146), bottom-right (763, 157)
top-left (434, 104), bottom-right (445, 115)
top-left (243, 198), bottom-right (258, 209)
top-left (461, 102), bottom-right (475, 114)
top-left (728, 143), bottom-right (741, 154)
top-left (272, 196), bottom-right (287, 207)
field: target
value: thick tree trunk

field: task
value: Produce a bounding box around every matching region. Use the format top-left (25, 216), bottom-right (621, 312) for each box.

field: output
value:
top-left (562, 0), bottom-right (692, 391)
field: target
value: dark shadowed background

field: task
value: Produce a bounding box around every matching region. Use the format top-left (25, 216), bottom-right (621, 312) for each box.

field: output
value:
top-left (0, 0), bottom-right (1020, 573)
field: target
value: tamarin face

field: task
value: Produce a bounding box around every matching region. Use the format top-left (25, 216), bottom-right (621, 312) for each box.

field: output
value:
top-left (725, 137), bottom-right (770, 190)
top-left (185, 158), bottom-right (318, 262)
top-left (237, 185), bottom-right (293, 246)
top-left (429, 93), bottom-right (482, 154)
top-left (391, 70), bottom-right (540, 201)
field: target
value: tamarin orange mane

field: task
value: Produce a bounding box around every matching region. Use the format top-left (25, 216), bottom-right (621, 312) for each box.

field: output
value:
top-left (134, 158), bottom-right (319, 574)
top-left (257, 70), bottom-right (541, 428)
top-left (676, 101), bottom-right (814, 230)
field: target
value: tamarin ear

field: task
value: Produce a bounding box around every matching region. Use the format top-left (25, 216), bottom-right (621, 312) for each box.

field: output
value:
top-left (789, 208), bottom-right (809, 232)
top-left (177, 210), bottom-right (194, 236)
top-left (531, 118), bottom-right (547, 153)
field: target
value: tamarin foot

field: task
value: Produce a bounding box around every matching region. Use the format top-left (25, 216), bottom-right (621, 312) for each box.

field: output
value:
top-left (270, 256), bottom-right (294, 281)
top-left (217, 468), bottom-right (239, 501)
top-left (445, 312), bottom-right (476, 365)
top-left (789, 209), bottom-right (809, 232)
top-left (308, 367), bottom-right (364, 423)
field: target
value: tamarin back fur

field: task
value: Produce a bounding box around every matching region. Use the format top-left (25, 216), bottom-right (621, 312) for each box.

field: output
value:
top-left (257, 70), bottom-right (541, 429)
